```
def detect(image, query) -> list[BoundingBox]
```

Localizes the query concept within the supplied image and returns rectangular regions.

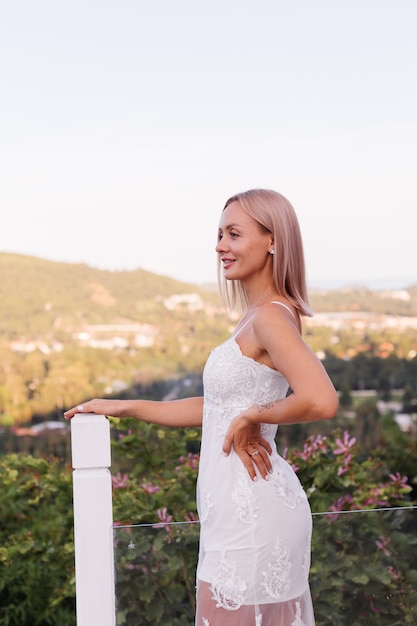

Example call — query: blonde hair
[217,189,313,317]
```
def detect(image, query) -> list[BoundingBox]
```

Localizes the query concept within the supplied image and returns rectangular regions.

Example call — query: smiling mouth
[221,258,236,269]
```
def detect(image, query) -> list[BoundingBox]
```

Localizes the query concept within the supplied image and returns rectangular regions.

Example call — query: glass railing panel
[310,506,417,625]
[114,507,417,626]
[114,520,199,626]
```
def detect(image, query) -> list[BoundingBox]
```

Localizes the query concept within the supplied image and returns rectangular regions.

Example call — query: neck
[246,289,279,310]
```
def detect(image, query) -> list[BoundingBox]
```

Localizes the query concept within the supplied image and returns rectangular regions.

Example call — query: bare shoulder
[254,300,301,335]
[251,301,318,376]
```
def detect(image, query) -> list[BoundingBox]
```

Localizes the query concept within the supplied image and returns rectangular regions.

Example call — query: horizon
[1,2,416,289]
[1,250,415,292]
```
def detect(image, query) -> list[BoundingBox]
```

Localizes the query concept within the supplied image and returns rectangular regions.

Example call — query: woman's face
[216,201,273,283]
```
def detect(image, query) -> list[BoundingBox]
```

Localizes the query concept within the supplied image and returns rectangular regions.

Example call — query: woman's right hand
[223,413,273,481]
[64,398,126,420]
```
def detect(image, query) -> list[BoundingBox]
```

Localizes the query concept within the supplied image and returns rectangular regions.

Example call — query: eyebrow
[218,222,241,232]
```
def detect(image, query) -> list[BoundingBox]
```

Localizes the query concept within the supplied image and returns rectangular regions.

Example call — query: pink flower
[362,485,387,507]
[112,472,128,489]
[282,450,299,471]
[184,511,199,523]
[140,481,160,494]
[327,494,354,522]
[337,453,353,476]
[363,496,386,507]
[375,535,391,557]
[388,472,408,487]
[176,452,199,471]
[314,434,328,452]
[118,429,133,439]
[387,565,400,580]
[153,507,173,532]
[295,434,328,461]
[333,431,356,456]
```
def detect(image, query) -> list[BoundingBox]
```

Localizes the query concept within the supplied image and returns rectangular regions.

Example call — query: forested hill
[0,252,220,339]
[1,252,417,341]
[309,283,417,316]
[1,253,416,425]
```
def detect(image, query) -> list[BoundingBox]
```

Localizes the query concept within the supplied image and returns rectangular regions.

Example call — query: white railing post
[71,414,116,626]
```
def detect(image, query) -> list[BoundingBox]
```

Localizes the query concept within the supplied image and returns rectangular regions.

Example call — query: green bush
[1,423,416,625]
[0,455,75,626]
[285,430,417,624]
[110,422,417,625]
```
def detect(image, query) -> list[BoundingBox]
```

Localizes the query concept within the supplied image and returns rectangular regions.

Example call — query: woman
[65,189,338,625]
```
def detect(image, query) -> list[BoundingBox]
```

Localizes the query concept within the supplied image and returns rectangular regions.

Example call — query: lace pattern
[260,422,277,439]
[261,536,291,600]
[270,468,298,509]
[214,406,234,436]
[302,536,311,581]
[231,469,259,523]
[203,339,287,415]
[198,331,315,624]
[291,601,307,626]
[210,552,247,611]
[200,600,306,625]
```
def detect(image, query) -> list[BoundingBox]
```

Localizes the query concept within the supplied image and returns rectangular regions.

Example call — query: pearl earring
[269,249,275,255]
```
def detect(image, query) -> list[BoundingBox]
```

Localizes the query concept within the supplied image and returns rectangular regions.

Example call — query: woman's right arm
[64,396,204,428]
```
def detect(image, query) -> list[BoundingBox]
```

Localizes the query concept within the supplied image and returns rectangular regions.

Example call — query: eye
[230,232,239,238]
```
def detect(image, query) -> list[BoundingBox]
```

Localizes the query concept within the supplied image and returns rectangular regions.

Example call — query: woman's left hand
[223,414,272,481]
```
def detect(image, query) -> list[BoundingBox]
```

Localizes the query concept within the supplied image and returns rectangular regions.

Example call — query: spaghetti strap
[231,314,255,339]
[270,300,296,320]
[233,302,295,339]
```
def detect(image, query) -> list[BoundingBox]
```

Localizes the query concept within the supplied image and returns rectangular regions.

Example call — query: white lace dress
[195,308,315,626]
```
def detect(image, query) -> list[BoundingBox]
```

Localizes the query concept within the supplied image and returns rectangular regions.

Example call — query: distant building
[163,293,204,311]
[10,339,64,354]
[305,311,417,332]
[73,323,159,349]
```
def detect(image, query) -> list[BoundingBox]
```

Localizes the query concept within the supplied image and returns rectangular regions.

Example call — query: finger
[259,437,273,456]
[257,442,273,475]
[249,448,271,480]
[235,449,257,481]
[251,438,272,476]
[222,432,233,456]
[63,407,78,420]
[64,403,88,420]
[260,451,272,479]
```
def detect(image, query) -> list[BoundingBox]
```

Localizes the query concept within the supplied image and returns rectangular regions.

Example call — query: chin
[223,271,239,281]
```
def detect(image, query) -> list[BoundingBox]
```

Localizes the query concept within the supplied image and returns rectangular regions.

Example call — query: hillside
[0,254,231,424]
[0,253,222,340]
[0,253,416,426]
[309,284,417,317]
[1,253,416,340]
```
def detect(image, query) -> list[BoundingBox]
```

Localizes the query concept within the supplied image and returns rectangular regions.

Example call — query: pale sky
[1,0,416,288]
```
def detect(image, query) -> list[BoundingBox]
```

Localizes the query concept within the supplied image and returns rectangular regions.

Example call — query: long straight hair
[217,189,313,317]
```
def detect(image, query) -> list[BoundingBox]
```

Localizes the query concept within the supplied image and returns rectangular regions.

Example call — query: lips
[221,258,236,269]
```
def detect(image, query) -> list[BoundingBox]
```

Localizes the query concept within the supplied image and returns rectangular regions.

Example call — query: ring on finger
[250,449,259,456]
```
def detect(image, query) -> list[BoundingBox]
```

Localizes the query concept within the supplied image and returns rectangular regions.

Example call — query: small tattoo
[252,399,281,414]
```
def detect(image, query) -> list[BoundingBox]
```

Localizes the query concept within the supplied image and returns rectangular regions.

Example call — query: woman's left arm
[223,306,339,477]
[238,306,338,426]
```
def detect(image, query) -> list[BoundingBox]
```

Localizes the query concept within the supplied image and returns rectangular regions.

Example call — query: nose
[215,238,228,254]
